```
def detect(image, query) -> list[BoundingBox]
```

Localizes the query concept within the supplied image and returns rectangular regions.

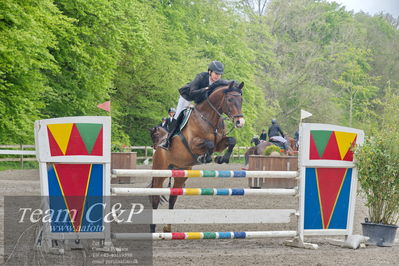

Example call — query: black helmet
[272,119,277,124]
[208,60,224,74]
[168,107,176,113]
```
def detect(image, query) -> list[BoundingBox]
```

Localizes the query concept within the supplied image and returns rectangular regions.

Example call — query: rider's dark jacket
[268,124,285,138]
[179,72,210,103]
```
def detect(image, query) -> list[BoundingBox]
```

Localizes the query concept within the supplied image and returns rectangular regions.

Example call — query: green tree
[0,0,72,143]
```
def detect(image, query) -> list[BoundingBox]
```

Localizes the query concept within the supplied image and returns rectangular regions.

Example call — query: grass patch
[0,161,38,171]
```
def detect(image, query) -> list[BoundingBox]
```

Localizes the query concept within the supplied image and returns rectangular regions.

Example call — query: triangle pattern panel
[309,134,321,160]
[47,124,73,155]
[54,164,92,232]
[310,130,332,158]
[47,165,74,232]
[321,132,341,160]
[316,168,347,229]
[304,168,323,229]
[81,164,104,232]
[334,131,357,160]
[90,127,103,156]
[47,128,64,156]
[65,124,89,155]
[343,136,357,161]
[75,123,103,155]
[328,168,352,229]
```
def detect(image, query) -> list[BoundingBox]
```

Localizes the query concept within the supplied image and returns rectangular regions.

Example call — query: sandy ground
[0,164,398,266]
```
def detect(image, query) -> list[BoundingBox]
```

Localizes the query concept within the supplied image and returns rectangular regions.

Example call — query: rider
[160,60,225,150]
[268,119,289,150]
[164,107,176,133]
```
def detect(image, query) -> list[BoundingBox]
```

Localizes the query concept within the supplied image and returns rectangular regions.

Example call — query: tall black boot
[159,118,177,150]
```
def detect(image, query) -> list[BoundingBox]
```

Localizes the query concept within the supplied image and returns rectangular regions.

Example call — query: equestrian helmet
[168,107,176,113]
[208,60,224,74]
[272,119,277,124]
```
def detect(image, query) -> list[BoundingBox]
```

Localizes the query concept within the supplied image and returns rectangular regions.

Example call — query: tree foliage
[1,0,399,148]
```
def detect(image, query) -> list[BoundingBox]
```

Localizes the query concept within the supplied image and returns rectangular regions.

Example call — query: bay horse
[151,81,245,232]
[244,136,298,166]
[149,126,168,149]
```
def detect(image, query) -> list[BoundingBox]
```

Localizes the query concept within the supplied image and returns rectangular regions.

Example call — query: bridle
[195,87,243,137]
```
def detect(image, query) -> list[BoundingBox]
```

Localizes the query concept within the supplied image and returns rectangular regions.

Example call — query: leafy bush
[355,132,399,225]
[264,145,282,156]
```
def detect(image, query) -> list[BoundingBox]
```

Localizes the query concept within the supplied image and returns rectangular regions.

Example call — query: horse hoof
[215,156,224,164]
[150,224,156,233]
[163,225,172,232]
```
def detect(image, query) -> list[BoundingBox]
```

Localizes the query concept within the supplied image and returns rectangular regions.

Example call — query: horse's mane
[207,80,242,98]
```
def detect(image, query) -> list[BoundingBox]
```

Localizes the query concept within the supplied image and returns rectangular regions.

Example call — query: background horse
[244,136,298,166]
[151,81,245,232]
[149,126,168,149]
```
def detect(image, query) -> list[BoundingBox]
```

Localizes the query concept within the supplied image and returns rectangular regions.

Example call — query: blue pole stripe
[216,189,230,195]
[234,232,246,238]
[218,232,232,239]
[231,189,245,195]
[218,171,232,177]
[233,171,246,177]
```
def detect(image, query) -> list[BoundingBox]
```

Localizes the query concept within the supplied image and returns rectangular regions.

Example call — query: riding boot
[159,119,177,150]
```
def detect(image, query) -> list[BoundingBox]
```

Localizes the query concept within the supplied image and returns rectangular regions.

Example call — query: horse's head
[149,126,168,148]
[219,81,245,128]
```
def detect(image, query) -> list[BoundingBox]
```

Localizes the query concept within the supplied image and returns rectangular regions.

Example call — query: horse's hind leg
[163,171,189,233]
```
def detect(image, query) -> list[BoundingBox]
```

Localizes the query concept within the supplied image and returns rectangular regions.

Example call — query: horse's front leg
[214,137,236,164]
[150,177,167,232]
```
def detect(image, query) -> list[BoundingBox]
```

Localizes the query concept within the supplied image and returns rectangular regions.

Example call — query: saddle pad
[179,107,192,132]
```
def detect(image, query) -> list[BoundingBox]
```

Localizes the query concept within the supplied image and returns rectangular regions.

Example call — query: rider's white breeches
[174,96,190,119]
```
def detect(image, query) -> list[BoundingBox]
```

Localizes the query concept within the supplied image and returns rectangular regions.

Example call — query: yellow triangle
[334,131,357,160]
[47,123,74,155]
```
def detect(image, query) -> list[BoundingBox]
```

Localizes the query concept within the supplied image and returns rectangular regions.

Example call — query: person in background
[268,119,288,150]
[268,119,285,139]
[259,129,267,142]
[159,117,167,129]
[164,107,176,133]
[294,129,299,149]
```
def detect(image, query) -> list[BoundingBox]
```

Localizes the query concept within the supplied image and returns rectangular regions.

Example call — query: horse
[150,81,245,232]
[149,126,168,149]
[244,136,298,166]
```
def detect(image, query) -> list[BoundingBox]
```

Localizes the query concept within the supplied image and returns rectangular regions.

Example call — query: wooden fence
[0,145,251,166]
[128,145,250,161]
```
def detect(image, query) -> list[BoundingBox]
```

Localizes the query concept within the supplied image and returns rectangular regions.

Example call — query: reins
[196,88,242,138]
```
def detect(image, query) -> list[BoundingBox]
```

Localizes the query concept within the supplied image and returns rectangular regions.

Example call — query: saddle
[170,106,193,138]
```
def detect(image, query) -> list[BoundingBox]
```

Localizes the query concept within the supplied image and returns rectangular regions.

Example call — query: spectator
[259,129,267,141]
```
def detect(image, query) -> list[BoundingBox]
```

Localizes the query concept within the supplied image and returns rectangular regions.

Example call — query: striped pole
[112,169,298,178]
[111,187,297,196]
[112,231,297,240]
